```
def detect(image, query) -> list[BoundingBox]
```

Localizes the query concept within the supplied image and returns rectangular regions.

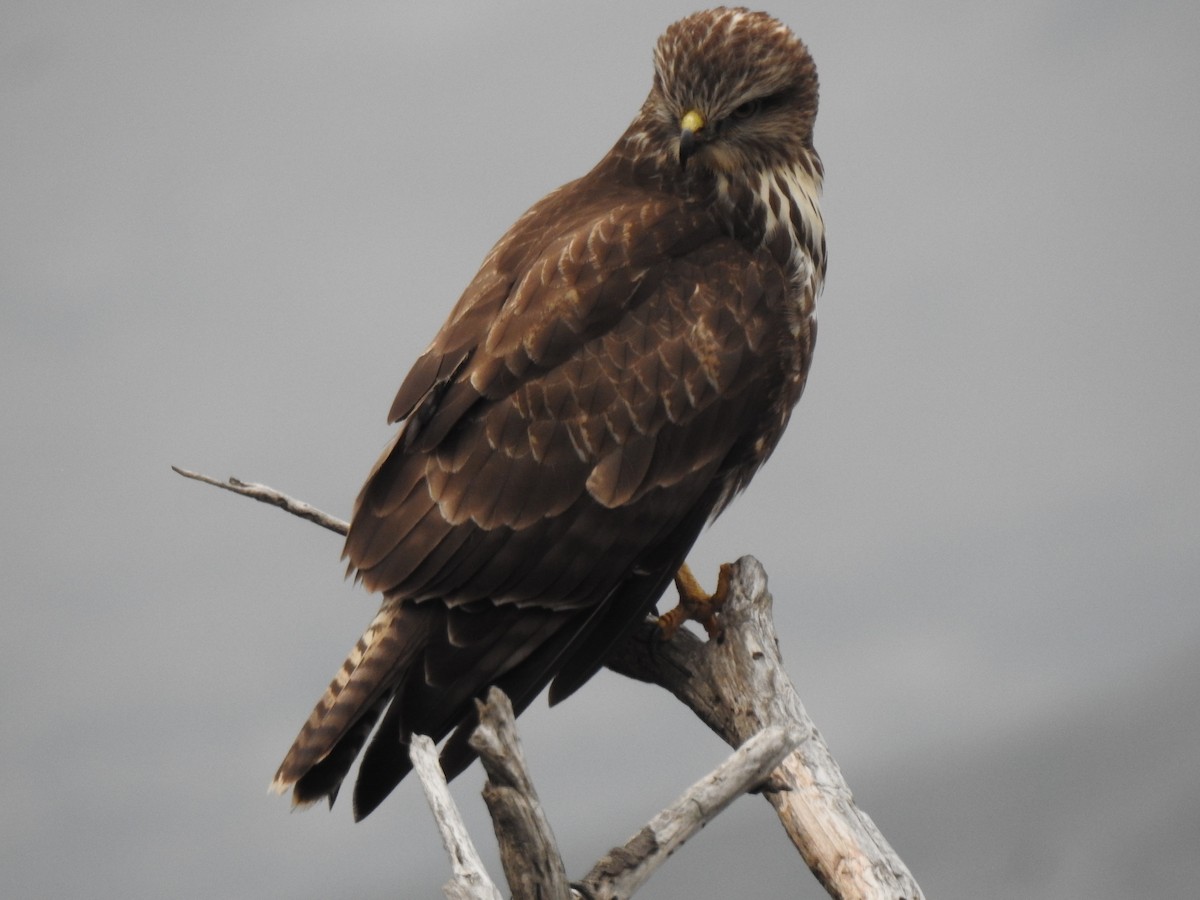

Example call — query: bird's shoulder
[389,173,784,450]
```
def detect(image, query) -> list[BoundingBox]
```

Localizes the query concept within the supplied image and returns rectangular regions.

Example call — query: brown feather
[275,8,826,817]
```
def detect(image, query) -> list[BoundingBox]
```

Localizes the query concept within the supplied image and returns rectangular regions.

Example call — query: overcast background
[4,1,1199,897]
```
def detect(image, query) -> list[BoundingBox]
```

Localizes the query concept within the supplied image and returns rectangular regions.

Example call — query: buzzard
[274,7,826,820]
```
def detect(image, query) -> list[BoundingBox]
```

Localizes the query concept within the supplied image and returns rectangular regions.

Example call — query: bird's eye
[731,99,762,120]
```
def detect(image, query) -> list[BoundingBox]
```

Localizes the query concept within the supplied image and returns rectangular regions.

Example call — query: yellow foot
[658,561,734,641]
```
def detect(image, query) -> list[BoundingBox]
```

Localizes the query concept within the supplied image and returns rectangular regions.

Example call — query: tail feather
[350,607,573,818]
[273,585,662,818]
[292,691,390,808]
[271,602,432,801]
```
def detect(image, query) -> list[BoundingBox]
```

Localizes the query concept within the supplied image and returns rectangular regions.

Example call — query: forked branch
[176,467,923,899]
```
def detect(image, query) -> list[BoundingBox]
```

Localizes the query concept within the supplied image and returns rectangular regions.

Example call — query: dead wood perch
[175,466,924,899]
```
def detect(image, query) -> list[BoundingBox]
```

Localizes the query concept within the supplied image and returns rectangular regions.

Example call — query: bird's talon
[658,561,734,641]
[656,605,690,641]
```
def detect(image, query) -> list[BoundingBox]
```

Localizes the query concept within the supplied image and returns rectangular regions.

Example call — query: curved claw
[658,561,733,641]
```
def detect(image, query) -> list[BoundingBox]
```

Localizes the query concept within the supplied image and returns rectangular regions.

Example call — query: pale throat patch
[763,160,824,285]
[719,158,825,332]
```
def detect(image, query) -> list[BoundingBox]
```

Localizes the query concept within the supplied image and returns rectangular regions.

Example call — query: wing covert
[346,217,792,615]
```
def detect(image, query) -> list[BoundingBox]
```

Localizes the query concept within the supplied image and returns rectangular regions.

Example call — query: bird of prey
[273,6,826,820]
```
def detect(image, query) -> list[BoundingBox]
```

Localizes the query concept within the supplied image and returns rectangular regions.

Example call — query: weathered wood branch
[605,558,924,900]
[176,468,924,898]
[409,735,504,900]
[576,721,801,899]
[464,686,801,900]
[468,689,574,900]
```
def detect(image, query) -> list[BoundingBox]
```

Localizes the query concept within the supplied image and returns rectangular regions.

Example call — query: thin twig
[171,466,348,535]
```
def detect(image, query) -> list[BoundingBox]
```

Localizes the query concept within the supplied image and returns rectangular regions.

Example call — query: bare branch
[604,557,925,900]
[409,735,505,900]
[578,723,801,900]
[171,466,348,535]
[469,688,575,900]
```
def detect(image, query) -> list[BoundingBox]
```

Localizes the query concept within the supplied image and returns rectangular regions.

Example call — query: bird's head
[638,7,819,178]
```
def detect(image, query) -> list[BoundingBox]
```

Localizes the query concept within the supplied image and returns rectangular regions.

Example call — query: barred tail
[270,602,431,806]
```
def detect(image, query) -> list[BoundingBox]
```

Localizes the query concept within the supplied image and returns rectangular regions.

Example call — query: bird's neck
[713,152,826,295]
[603,125,827,297]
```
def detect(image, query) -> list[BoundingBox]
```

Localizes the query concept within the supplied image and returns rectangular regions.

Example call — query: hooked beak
[678,109,706,170]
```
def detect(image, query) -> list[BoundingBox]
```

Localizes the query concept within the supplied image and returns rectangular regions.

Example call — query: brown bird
[273,6,826,820]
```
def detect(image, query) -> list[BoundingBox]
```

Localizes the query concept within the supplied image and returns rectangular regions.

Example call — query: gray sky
[3,2,1199,897]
